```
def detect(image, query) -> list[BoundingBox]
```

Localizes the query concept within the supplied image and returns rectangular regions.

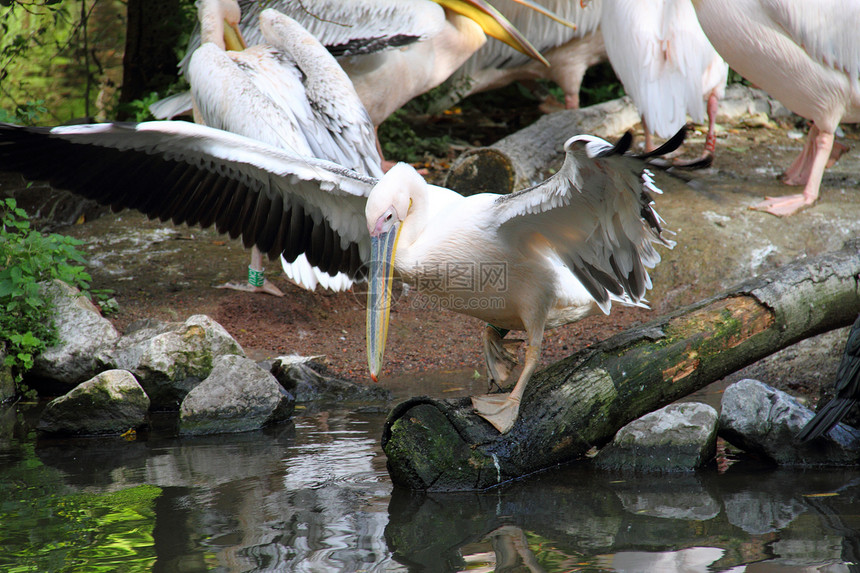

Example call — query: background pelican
[153,0,570,135]
[0,120,674,433]
[601,0,727,166]
[429,0,606,113]
[691,0,859,216]
[190,0,383,294]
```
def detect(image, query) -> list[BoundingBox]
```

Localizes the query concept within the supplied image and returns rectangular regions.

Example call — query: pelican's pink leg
[696,91,720,166]
[217,246,285,296]
[827,139,849,168]
[751,127,833,217]
[782,125,818,185]
[472,326,544,433]
[673,91,718,169]
[642,118,656,153]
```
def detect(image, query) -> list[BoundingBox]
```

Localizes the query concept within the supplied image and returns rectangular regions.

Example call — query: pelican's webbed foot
[471,393,521,434]
[216,279,285,297]
[749,193,815,217]
[483,324,521,392]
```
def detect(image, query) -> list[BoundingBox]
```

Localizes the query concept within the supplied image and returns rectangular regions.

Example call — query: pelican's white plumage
[692,0,860,216]
[0,120,674,433]
[154,0,565,127]
[601,0,727,164]
[189,0,383,293]
[431,0,606,112]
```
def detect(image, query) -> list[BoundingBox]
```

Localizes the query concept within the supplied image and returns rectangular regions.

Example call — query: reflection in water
[598,547,725,573]
[3,398,860,572]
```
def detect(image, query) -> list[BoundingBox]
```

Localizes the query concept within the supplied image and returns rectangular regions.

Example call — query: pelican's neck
[198,0,227,49]
[399,180,431,250]
[428,10,488,86]
[198,0,244,51]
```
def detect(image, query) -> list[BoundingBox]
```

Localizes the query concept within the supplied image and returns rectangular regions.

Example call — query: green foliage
[0,198,92,382]
[1,1,127,124]
[120,91,161,122]
[377,109,454,163]
[0,100,47,125]
[728,68,751,86]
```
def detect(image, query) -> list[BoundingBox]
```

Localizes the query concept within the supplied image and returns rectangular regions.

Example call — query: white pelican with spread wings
[0,121,676,433]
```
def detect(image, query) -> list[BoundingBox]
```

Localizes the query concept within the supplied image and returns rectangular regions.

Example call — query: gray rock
[31,279,120,385]
[270,355,392,403]
[37,369,149,436]
[179,354,294,435]
[594,402,718,472]
[100,314,245,410]
[719,379,860,465]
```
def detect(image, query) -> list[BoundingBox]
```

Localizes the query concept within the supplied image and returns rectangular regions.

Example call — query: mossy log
[382,239,860,491]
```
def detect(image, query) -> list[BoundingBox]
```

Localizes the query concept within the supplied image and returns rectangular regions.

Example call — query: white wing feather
[491,135,673,313]
[33,121,376,270]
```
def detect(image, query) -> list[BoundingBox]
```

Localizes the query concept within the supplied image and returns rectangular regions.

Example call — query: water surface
[2,373,859,572]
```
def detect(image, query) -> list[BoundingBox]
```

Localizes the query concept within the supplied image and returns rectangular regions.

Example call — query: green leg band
[248,266,265,287]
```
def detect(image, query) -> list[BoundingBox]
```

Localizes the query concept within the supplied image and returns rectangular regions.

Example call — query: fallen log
[381,239,860,491]
[444,96,640,196]
[443,85,790,196]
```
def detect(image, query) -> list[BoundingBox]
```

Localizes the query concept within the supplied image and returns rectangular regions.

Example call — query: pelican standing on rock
[691,0,860,216]
[601,0,728,166]
[188,0,383,294]
[0,121,675,433]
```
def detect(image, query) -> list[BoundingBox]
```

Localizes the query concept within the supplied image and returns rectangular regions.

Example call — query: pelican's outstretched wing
[492,130,678,313]
[0,121,376,281]
[796,314,860,442]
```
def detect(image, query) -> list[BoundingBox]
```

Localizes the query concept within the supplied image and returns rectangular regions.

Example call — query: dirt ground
[5,86,860,397]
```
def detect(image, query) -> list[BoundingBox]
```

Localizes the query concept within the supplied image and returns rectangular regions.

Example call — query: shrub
[0,197,92,381]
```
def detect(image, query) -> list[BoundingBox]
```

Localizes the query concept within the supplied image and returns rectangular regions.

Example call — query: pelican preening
[691,0,859,216]
[189,0,383,294]
[796,315,860,443]
[153,0,573,127]
[601,0,728,167]
[0,120,675,433]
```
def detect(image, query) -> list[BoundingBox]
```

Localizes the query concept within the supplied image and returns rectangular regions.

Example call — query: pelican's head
[435,0,577,67]
[364,163,421,382]
[198,0,246,51]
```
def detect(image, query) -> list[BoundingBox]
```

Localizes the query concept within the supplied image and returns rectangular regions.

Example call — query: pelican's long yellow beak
[223,19,247,51]
[437,0,576,67]
[367,224,400,382]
